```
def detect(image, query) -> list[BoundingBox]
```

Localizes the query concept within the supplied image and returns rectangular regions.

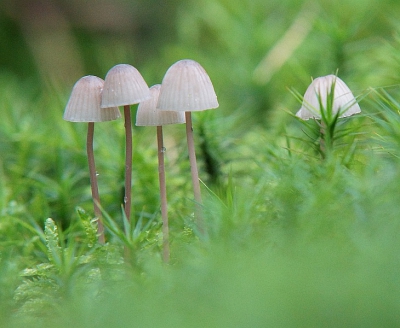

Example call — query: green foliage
[289,81,367,163]
[2,0,400,326]
[11,213,126,323]
[369,87,400,158]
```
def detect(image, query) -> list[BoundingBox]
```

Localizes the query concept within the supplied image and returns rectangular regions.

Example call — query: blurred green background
[2,1,400,326]
[2,0,400,114]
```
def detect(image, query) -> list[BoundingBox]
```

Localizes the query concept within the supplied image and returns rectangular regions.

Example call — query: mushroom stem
[184,112,204,234]
[319,120,334,159]
[86,122,105,244]
[319,120,326,158]
[123,105,133,222]
[157,125,170,262]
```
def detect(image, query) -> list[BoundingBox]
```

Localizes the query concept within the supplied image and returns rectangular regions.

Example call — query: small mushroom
[296,75,361,120]
[64,75,120,243]
[295,75,361,157]
[101,64,151,222]
[157,59,219,233]
[136,84,185,262]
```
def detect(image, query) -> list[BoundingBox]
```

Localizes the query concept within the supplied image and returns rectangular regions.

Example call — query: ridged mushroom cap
[64,75,121,122]
[101,64,151,108]
[157,59,219,112]
[136,84,185,126]
[296,75,361,120]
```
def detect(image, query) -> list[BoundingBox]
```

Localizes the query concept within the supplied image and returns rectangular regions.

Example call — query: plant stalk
[157,125,170,262]
[86,122,105,244]
[319,120,335,160]
[319,120,326,158]
[185,112,204,234]
[124,105,133,222]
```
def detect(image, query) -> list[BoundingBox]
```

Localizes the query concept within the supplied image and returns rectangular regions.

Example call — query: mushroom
[157,59,219,233]
[296,75,360,120]
[136,84,185,262]
[101,64,151,222]
[64,75,121,243]
[295,74,361,157]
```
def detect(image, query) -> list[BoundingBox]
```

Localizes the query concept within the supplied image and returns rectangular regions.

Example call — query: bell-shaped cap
[296,75,361,120]
[64,75,121,122]
[157,59,219,112]
[101,64,151,108]
[136,84,185,126]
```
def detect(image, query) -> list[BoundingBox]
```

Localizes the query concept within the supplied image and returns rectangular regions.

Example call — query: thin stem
[319,120,326,159]
[124,105,133,222]
[86,122,105,244]
[319,119,335,160]
[157,126,170,263]
[185,112,204,234]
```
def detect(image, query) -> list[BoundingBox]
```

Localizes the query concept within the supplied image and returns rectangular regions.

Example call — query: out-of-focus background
[2,0,400,121]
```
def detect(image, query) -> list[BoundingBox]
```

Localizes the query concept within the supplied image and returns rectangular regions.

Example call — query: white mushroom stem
[123,105,133,222]
[157,126,170,262]
[185,112,204,233]
[86,122,105,244]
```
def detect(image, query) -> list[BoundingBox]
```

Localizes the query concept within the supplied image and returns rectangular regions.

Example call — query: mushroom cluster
[64,59,218,260]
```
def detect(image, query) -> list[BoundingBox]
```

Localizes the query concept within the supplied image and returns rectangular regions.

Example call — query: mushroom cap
[296,75,361,120]
[63,75,121,122]
[136,84,186,126]
[157,59,219,112]
[101,64,151,108]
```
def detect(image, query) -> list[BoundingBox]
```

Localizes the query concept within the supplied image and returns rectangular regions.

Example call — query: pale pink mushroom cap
[64,75,121,122]
[101,64,151,108]
[296,75,361,120]
[136,84,185,126]
[157,59,219,112]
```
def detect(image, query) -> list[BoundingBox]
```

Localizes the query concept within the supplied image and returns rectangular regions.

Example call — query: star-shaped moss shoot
[136,84,185,262]
[295,74,361,158]
[64,75,120,243]
[157,59,219,234]
[101,64,151,222]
